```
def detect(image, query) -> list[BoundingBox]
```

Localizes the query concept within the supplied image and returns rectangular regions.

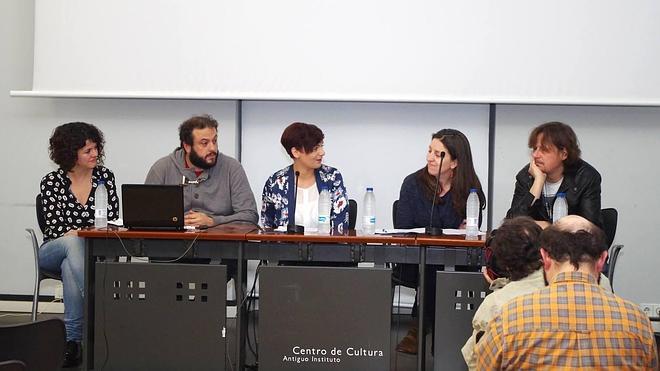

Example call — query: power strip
[640,303,660,318]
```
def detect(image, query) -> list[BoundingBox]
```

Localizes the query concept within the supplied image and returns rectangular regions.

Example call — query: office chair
[25,194,62,322]
[0,318,65,371]
[601,208,623,290]
[391,200,417,288]
[0,360,26,371]
[392,199,399,228]
[348,199,357,230]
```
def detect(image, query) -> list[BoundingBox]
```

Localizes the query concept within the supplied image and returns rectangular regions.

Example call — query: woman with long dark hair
[39,122,119,367]
[394,128,485,354]
[396,128,485,229]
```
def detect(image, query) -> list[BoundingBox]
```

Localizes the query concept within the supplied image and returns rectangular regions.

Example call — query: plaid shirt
[476,271,658,370]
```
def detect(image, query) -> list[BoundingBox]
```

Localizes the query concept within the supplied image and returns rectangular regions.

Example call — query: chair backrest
[434,271,489,371]
[601,208,618,248]
[0,360,26,371]
[348,199,357,230]
[35,194,47,235]
[601,208,624,290]
[392,199,399,228]
[0,318,65,371]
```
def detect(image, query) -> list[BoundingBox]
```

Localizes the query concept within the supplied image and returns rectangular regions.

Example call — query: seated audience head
[528,121,581,179]
[539,215,608,281]
[419,128,485,217]
[488,216,542,281]
[49,122,105,172]
[280,122,325,170]
[178,114,219,169]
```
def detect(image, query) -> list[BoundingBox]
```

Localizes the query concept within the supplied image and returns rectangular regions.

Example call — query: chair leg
[32,275,40,322]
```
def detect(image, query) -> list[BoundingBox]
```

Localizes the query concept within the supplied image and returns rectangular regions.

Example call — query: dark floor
[4,311,660,370]
[1,310,433,371]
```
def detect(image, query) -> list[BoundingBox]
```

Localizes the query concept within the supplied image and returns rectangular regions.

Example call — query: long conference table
[78,224,485,371]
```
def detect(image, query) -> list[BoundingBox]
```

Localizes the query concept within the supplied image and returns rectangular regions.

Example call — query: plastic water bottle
[552,192,568,223]
[94,180,108,229]
[465,188,480,238]
[363,187,376,235]
[317,188,331,234]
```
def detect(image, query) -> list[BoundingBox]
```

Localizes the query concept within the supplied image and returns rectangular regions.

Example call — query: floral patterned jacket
[260,164,349,234]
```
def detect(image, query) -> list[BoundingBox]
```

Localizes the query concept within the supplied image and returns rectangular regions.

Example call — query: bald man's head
[554,215,597,234]
[539,215,608,269]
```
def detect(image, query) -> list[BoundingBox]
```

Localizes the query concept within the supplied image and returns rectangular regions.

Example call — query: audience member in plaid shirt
[476,215,657,370]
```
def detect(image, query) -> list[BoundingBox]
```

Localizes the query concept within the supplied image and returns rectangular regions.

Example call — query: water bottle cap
[366,187,373,191]
[97,180,105,185]
[557,192,566,197]
[469,188,477,192]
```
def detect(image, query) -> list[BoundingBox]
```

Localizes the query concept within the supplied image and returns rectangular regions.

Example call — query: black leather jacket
[506,159,603,228]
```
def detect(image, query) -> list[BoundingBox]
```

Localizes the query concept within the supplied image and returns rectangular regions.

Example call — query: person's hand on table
[184,211,213,228]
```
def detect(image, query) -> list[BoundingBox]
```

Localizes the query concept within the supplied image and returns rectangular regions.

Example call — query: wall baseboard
[0,300,64,314]
[0,294,55,302]
[1,301,411,317]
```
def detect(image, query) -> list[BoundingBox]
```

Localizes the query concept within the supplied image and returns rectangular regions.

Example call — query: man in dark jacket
[506,121,603,228]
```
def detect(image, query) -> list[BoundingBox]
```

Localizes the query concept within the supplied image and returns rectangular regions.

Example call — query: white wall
[241,101,490,230]
[492,105,660,304]
[0,0,239,296]
[3,0,659,309]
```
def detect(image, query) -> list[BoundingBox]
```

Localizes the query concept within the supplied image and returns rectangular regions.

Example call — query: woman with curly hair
[38,122,119,367]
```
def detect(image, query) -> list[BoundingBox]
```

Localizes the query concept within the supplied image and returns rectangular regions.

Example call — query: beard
[189,148,217,169]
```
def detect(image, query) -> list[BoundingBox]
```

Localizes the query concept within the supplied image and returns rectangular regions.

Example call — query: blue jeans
[39,235,84,342]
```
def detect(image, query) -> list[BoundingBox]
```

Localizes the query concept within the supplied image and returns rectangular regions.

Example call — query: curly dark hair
[540,222,608,269]
[280,122,325,158]
[49,122,105,171]
[491,216,543,281]
[178,114,218,148]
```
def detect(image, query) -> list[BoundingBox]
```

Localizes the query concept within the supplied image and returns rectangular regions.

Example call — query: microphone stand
[287,170,305,234]
[425,152,445,236]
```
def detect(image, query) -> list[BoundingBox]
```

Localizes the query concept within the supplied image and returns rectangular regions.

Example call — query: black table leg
[83,238,94,370]
[417,245,426,370]
[236,241,247,371]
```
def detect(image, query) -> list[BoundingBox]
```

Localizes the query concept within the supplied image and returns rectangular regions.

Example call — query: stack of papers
[375,228,486,236]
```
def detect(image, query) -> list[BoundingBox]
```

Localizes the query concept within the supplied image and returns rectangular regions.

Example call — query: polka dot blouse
[39,166,119,241]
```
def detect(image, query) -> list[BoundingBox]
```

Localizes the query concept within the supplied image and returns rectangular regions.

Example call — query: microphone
[287,170,305,234]
[425,151,445,236]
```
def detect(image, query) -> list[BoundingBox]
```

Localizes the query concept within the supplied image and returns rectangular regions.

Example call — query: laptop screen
[121,184,184,230]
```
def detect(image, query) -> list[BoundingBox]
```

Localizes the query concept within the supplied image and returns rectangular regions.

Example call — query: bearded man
[145,114,258,228]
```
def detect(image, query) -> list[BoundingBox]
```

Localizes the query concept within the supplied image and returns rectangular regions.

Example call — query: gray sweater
[145,148,258,226]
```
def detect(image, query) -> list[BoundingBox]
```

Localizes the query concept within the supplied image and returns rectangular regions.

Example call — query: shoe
[395,327,418,354]
[62,340,81,368]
